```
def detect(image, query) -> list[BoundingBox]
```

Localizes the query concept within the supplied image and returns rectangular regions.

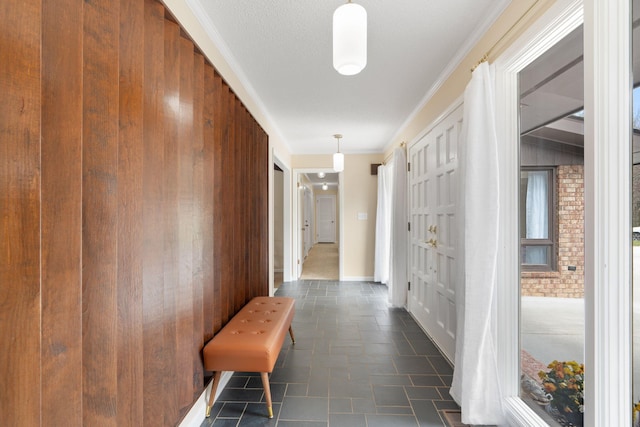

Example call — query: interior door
[316,195,336,243]
[408,104,462,361]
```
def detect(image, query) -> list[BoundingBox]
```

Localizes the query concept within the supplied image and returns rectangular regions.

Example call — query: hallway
[201,280,463,427]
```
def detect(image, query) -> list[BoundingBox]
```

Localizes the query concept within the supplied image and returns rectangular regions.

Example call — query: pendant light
[333,0,367,76]
[322,183,328,191]
[333,134,344,172]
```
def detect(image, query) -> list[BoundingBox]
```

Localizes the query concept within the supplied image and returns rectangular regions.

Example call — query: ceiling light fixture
[333,134,344,172]
[333,0,367,76]
[322,183,328,191]
[317,172,326,178]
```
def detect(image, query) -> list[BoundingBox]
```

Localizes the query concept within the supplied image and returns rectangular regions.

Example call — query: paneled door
[316,195,336,243]
[408,104,462,361]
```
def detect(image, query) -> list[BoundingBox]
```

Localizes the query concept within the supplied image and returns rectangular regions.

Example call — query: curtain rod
[382,141,406,165]
[471,0,541,72]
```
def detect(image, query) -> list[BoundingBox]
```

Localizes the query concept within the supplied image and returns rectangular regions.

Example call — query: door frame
[292,168,343,280]
[493,0,632,424]
[272,152,291,286]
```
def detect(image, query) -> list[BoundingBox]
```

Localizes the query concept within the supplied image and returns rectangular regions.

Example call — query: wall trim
[178,372,234,427]
[583,0,632,424]
[342,276,375,282]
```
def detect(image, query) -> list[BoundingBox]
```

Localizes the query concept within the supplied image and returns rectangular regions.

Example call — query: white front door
[316,195,336,243]
[408,104,462,361]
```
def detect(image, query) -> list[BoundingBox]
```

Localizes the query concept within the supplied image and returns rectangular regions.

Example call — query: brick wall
[521,165,584,298]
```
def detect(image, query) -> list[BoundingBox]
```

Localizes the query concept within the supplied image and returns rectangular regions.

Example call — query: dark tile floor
[201,280,461,427]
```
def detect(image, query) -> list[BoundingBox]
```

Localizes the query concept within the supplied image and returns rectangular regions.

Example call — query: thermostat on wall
[357,213,368,220]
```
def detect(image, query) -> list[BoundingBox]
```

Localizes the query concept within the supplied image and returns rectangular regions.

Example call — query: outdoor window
[520,167,556,271]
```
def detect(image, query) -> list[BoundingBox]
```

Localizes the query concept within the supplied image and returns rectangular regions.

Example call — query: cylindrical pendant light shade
[333,2,367,76]
[333,152,344,172]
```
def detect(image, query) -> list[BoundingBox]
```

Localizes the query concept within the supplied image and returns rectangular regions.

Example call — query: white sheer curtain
[525,171,548,264]
[374,161,393,284]
[389,147,407,307]
[373,148,408,307]
[450,62,504,424]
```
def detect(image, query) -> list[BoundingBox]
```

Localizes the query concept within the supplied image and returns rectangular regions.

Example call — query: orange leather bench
[203,296,296,419]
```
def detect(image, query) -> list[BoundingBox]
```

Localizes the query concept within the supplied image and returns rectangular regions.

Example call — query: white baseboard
[178,371,234,427]
[341,276,374,282]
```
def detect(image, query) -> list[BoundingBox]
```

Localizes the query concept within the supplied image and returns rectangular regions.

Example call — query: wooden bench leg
[260,372,274,418]
[205,371,222,418]
[288,325,296,344]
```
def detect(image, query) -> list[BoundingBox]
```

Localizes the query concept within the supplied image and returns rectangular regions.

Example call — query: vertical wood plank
[176,35,195,414]
[118,0,145,424]
[82,0,119,424]
[226,90,238,317]
[251,121,258,299]
[234,99,245,312]
[41,0,83,423]
[0,0,41,425]
[261,129,270,296]
[220,86,234,325]
[142,0,166,424]
[243,108,253,302]
[203,65,217,337]
[210,71,224,334]
[192,51,206,393]
[163,17,180,424]
[242,113,254,301]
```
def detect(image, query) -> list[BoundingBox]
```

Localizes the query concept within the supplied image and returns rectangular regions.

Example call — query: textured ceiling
[189,0,510,154]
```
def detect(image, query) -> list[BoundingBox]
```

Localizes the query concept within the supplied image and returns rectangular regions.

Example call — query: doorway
[273,163,284,288]
[293,169,341,281]
[273,153,291,291]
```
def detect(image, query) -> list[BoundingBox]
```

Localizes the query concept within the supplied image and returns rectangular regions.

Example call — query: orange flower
[544,382,557,393]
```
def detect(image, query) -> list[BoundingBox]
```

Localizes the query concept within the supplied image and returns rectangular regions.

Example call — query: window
[520,167,556,271]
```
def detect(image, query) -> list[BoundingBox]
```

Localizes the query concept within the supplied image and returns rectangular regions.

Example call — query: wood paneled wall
[0,0,269,425]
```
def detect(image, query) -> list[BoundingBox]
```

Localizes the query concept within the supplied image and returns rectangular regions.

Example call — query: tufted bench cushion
[203,296,295,418]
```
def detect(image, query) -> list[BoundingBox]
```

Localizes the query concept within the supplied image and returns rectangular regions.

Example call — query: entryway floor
[201,280,463,426]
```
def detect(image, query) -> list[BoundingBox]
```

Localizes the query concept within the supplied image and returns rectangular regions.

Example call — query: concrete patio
[522,246,640,399]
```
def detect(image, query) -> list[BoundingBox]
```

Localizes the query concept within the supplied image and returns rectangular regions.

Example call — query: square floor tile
[411,399,447,426]
[279,396,329,422]
[329,413,367,427]
[410,375,445,387]
[329,398,352,413]
[366,414,419,427]
[372,385,410,406]
[405,386,442,400]
[393,356,437,375]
